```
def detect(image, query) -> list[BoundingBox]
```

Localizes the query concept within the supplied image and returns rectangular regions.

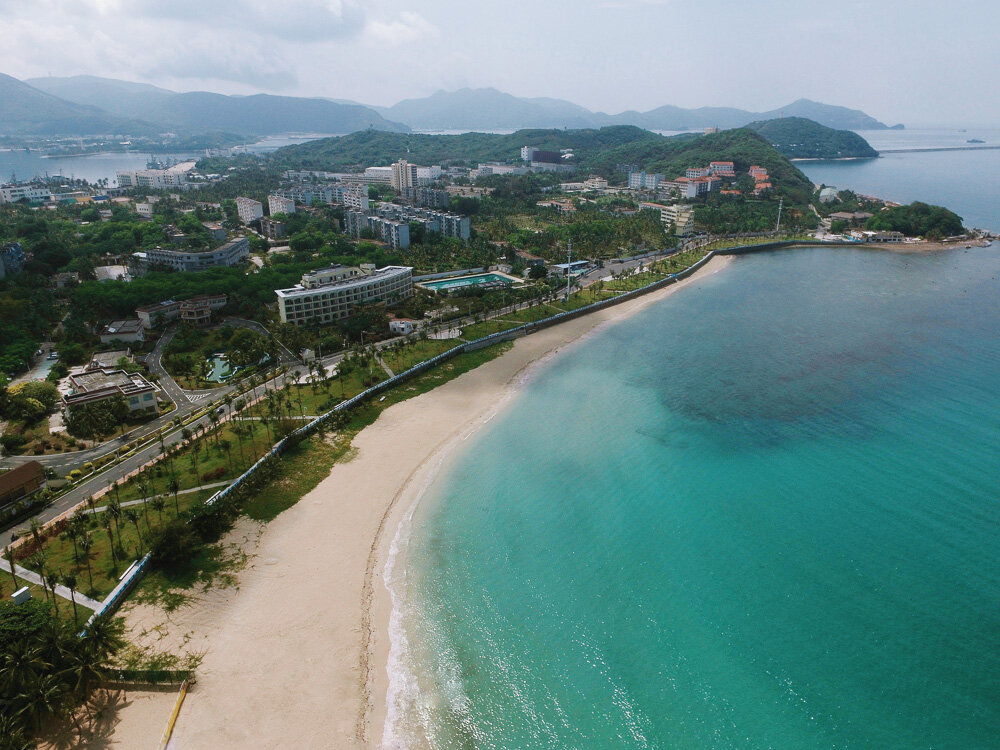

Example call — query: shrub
[69,469,83,480]
[149,519,198,571]
[1,434,28,451]
[202,467,227,482]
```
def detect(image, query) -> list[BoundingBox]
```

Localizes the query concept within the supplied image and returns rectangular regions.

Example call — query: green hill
[271,125,815,203]
[0,73,158,136]
[747,117,879,159]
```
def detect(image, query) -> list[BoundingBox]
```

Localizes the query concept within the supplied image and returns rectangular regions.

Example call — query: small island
[747,116,879,160]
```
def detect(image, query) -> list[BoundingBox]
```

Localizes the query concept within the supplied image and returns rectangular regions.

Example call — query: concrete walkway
[10,562,103,610]
[84,480,234,514]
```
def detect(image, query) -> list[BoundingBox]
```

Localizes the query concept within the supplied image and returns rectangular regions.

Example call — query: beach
[107,255,733,748]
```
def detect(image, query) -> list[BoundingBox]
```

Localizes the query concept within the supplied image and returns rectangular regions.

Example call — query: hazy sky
[3,0,998,126]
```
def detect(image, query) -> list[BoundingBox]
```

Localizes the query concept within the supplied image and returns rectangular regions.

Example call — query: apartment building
[136,237,250,273]
[391,160,418,191]
[401,187,451,209]
[374,204,471,241]
[267,194,296,215]
[275,265,414,325]
[344,211,411,250]
[236,197,264,224]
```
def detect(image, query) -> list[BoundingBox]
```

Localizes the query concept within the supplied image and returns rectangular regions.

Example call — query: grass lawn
[380,339,456,373]
[461,319,523,339]
[18,487,218,601]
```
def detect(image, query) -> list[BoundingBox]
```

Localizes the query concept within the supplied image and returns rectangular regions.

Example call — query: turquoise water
[420,273,517,292]
[388,244,1000,748]
[798,128,1000,232]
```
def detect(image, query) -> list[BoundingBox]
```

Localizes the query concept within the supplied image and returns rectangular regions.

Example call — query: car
[47,352,58,360]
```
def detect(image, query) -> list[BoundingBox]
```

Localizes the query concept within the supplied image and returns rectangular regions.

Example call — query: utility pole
[565,239,573,302]
[775,197,784,233]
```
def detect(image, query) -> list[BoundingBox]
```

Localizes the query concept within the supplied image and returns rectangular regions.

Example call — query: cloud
[363,11,439,47]
[135,0,367,42]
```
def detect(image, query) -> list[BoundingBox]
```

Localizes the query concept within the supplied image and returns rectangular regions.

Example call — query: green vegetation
[866,202,964,239]
[0,597,126,746]
[747,117,879,159]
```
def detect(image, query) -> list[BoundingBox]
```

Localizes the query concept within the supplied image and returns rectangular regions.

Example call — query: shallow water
[388,244,1000,749]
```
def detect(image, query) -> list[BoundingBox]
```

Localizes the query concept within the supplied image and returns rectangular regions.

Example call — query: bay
[391,244,1000,748]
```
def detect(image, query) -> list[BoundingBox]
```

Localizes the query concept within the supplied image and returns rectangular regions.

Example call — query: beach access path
[108,254,734,749]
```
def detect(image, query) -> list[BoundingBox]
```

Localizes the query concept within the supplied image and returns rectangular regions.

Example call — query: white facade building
[267,194,296,215]
[0,184,51,203]
[275,265,414,326]
[236,197,264,224]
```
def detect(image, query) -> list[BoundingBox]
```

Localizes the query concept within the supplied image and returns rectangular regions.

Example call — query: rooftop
[276,265,412,299]
[100,319,143,336]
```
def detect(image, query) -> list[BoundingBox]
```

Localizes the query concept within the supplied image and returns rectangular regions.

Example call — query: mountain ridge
[10,75,899,138]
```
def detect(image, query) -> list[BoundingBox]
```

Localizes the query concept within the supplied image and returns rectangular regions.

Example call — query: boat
[966,138,985,144]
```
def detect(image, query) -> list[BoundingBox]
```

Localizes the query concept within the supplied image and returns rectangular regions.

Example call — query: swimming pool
[419,273,520,292]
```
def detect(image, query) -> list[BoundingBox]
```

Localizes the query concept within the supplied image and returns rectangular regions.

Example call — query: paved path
[84,480,234,514]
[11,562,103,610]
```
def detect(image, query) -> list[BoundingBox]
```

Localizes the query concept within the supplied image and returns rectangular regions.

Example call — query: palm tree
[151,495,166,525]
[106,496,124,553]
[100,516,117,570]
[124,508,143,552]
[4,544,18,590]
[78,535,95,593]
[167,476,181,515]
[27,552,49,603]
[42,566,59,615]
[137,480,152,532]
[60,571,79,625]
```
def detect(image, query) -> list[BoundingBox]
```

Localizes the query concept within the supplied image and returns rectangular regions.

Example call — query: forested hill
[271,126,815,203]
[747,117,879,159]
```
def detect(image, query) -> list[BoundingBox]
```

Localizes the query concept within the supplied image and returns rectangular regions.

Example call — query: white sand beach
[108,254,732,748]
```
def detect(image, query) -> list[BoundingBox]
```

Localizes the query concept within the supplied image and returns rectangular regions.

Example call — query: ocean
[387,243,1000,748]
[797,128,1000,233]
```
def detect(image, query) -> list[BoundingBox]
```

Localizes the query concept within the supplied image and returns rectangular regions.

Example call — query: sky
[3,0,998,126]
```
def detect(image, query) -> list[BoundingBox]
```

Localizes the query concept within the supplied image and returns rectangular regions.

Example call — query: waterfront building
[275,265,414,325]
[236,197,264,224]
[0,183,51,203]
[115,162,195,190]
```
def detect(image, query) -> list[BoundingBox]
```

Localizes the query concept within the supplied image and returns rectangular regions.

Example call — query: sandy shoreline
[107,254,732,748]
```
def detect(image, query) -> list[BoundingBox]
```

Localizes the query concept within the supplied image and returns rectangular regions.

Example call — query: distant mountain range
[1,74,900,139]
[374,87,900,132]
[8,75,409,137]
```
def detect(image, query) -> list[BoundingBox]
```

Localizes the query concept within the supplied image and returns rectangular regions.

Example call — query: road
[2,361,317,538]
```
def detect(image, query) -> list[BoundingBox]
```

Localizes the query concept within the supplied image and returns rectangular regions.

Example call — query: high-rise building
[235,197,264,224]
[267,195,295,216]
[391,160,418,191]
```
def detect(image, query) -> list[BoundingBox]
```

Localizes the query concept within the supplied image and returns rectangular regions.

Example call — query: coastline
[106,253,733,748]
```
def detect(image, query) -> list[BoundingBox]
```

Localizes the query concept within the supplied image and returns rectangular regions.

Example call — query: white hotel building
[275,265,413,326]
